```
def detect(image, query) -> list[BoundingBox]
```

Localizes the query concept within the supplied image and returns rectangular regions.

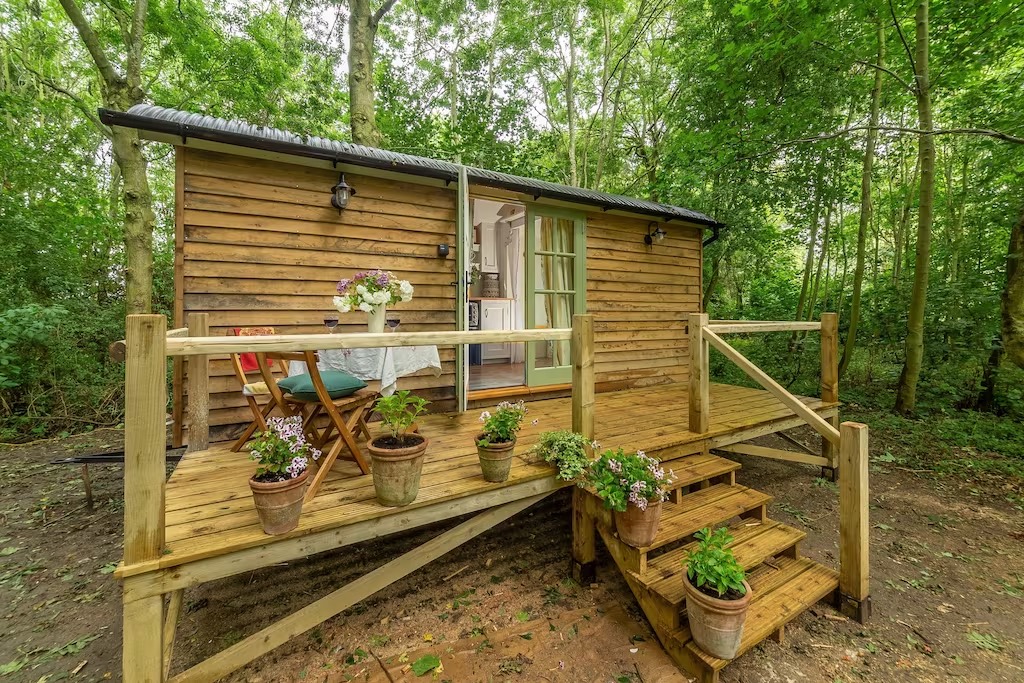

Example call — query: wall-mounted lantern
[644,223,667,246]
[331,174,355,209]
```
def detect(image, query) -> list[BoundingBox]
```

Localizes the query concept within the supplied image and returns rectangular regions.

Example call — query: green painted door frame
[525,204,586,387]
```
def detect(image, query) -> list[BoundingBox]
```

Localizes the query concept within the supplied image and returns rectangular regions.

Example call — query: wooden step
[639,484,772,553]
[666,453,741,490]
[597,483,773,575]
[632,519,806,630]
[663,556,839,683]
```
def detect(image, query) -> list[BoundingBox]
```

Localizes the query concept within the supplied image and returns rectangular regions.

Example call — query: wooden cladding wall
[584,212,702,391]
[176,148,458,442]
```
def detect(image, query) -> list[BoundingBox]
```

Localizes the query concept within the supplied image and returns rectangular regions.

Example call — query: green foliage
[374,390,430,439]
[477,400,529,446]
[248,416,320,481]
[684,527,747,598]
[410,654,441,676]
[532,430,592,482]
[588,448,674,513]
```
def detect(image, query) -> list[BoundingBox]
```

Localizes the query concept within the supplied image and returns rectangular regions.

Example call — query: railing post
[570,314,596,584]
[185,312,210,453]
[688,312,709,433]
[123,314,168,682]
[837,421,870,623]
[820,313,839,478]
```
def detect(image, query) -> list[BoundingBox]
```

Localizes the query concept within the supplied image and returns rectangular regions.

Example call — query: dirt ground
[2,424,1023,683]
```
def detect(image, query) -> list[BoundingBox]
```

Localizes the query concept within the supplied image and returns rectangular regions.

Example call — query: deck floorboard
[155,383,836,570]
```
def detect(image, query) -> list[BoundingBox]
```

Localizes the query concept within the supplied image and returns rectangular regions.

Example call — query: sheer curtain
[503,225,525,363]
[540,217,573,365]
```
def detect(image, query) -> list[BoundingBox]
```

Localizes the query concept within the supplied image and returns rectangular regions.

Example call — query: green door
[525,205,586,386]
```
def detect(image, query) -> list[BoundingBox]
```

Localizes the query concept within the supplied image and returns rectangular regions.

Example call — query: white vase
[367,306,387,333]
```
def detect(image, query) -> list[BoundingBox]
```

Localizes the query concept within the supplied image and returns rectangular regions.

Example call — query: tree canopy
[1,0,1022,439]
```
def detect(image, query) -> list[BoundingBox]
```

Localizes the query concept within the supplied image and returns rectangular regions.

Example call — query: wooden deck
[138,383,838,577]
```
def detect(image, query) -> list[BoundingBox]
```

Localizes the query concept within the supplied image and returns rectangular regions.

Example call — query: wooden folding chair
[270,350,377,501]
[227,327,292,452]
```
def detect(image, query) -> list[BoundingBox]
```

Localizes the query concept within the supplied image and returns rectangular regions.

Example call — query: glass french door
[525,205,586,386]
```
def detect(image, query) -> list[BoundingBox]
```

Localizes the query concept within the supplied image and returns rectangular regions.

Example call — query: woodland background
[0,0,1022,478]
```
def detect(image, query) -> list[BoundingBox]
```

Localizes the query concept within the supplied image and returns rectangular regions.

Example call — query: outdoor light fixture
[331,174,355,209]
[644,223,667,246]
[437,243,450,258]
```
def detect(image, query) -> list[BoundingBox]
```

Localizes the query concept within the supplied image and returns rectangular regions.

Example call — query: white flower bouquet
[334,269,413,313]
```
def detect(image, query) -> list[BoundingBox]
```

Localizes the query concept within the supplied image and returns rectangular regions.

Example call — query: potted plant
[476,400,530,482]
[334,269,414,333]
[532,430,594,483]
[248,416,321,535]
[588,448,675,547]
[367,390,430,506]
[682,527,752,660]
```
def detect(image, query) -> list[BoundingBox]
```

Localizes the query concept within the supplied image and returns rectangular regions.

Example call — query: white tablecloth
[288,346,441,396]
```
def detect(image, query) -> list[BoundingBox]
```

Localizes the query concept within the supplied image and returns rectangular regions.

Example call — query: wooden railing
[118,314,596,681]
[119,312,595,562]
[687,312,870,622]
[688,312,838,442]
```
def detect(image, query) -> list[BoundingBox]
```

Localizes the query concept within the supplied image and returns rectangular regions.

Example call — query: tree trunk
[808,202,832,319]
[895,0,935,415]
[112,125,156,314]
[795,164,825,322]
[348,0,384,147]
[840,18,884,377]
[1004,205,1024,369]
[58,0,155,313]
[566,15,578,187]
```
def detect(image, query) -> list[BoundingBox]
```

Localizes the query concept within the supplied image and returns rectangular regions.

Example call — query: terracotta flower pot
[368,435,429,506]
[683,571,752,660]
[476,434,516,482]
[613,498,663,547]
[249,469,309,535]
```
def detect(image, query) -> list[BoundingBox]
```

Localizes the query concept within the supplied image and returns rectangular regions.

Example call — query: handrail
[707,321,821,334]
[702,327,840,445]
[163,328,571,358]
[688,312,839,445]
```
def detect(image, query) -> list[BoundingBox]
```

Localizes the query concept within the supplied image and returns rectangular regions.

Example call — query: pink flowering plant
[249,416,321,483]
[588,448,675,512]
[334,269,413,314]
[477,400,532,446]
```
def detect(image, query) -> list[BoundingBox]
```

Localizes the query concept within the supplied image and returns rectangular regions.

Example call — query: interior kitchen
[468,197,528,393]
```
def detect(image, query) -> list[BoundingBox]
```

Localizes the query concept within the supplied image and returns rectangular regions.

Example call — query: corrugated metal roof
[99,105,719,227]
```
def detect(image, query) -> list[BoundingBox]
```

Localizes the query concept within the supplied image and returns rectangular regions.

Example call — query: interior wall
[175,147,458,443]
[584,212,702,392]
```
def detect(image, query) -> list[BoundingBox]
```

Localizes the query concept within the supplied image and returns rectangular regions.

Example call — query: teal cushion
[278,371,367,401]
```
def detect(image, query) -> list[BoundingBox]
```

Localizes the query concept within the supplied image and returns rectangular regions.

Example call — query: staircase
[585,452,839,683]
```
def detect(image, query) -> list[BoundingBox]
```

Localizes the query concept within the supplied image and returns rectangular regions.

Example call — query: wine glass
[324,315,339,333]
[386,315,400,332]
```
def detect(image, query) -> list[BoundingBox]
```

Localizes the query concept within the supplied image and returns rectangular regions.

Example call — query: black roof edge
[99,108,459,183]
[98,107,724,229]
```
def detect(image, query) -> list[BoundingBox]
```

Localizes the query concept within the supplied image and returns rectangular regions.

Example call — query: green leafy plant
[477,400,530,446]
[411,654,441,676]
[248,416,321,482]
[684,527,747,598]
[375,390,430,439]
[588,448,675,512]
[532,430,592,482]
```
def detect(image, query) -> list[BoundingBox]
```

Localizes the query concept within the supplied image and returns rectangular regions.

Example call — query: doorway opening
[467,198,585,395]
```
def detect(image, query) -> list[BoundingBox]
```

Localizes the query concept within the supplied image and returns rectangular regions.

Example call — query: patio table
[287,345,441,396]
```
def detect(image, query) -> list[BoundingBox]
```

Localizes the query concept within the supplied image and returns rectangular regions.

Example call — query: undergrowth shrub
[0,302,125,441]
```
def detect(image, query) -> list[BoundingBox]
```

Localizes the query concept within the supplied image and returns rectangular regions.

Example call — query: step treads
[636,519,806,606]
[629,483,773,552]
[668,454,741,488]
[670,556,839,673]
[579,454,740,499]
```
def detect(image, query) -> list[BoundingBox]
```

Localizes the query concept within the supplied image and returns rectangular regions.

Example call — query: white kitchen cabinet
[479,223,499,273]
[479,299,511,361]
